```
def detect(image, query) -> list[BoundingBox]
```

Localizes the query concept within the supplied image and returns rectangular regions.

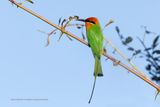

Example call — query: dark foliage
[115,26,160,84]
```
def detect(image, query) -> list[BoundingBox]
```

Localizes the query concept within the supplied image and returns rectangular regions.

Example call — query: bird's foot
[103,47,107,54]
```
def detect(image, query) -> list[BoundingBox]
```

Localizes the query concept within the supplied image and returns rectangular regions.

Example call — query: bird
[78,17,104,103]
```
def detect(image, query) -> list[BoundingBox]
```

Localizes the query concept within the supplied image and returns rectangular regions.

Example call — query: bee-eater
[78,17,104,103]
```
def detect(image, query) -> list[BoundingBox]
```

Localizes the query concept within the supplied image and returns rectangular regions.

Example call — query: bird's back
[86,24,104,57]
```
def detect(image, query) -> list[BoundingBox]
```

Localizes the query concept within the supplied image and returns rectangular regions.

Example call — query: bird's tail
[88,56,103,103]
[94,56,103,77]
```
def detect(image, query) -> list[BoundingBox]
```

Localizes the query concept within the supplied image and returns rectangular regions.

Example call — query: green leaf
[152,50,160,54]
[133,49,141,56]
[144,47,152,51]
[123,36,133,45]
[115,26,124,39]
[127,47,134,51]
[58,17,62,26]
[135,49,141,54]
[152,35,159,49]
[146,64,151,71]
[115,26,120,34]
[145,30,151,34]
[26,0,34,4]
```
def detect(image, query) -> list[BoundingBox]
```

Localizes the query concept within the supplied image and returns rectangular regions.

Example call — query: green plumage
[86,23,104,77]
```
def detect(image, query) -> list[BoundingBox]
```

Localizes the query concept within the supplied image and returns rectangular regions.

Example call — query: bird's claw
[103,48,107,54]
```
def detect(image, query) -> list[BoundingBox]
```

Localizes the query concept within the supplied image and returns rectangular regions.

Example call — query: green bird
[78,17,104,103]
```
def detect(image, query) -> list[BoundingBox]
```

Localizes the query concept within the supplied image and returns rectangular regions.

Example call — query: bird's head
[78,17,100,29]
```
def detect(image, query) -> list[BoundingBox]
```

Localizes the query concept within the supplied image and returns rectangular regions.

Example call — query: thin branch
[138,37,159,67]
[104,37,148,78]
[9,0,160,92]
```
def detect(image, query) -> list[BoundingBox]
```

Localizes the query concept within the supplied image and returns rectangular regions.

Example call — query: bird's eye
[86,20,95,24]
[90,21,95,24]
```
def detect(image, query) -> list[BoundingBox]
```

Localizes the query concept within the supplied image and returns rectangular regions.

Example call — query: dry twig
[8,0,160,93]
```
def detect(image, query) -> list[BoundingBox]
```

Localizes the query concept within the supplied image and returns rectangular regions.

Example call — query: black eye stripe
[85,20,95,24]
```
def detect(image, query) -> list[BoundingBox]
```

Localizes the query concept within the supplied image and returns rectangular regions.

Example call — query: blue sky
[1,0,160,107]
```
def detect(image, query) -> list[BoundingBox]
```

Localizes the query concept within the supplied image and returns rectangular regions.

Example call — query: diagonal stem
[8,0,160,92]
[104,37,147,78]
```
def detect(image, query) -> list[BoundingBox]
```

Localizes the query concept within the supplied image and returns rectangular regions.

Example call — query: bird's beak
[77,19,95,24]
[77,19,86,22]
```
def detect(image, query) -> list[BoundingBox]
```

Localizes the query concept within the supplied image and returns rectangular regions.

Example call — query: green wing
[86,25,104,58]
